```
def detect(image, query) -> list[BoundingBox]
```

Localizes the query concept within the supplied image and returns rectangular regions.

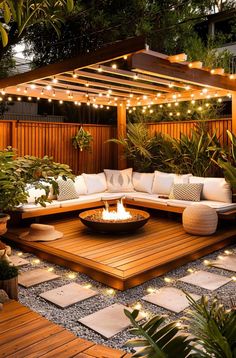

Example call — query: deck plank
[4,214,236,290]
[0,301,127,358]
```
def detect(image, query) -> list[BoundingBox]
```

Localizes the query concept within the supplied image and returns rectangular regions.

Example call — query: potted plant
[0,259,18,300]
[72,127,93,152]
[0,147,74,233]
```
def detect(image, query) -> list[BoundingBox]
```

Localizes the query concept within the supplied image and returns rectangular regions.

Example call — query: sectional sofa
[12,168,236,221]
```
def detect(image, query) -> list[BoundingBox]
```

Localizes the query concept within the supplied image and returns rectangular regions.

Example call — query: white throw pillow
[189,176,232,203]
[152,171,175,195]
[174,173,192,183]
[82,173,107,194]
[104,168,134,192]
[133,172,154,194]
[26,187,47,204]
[74,175,88,195]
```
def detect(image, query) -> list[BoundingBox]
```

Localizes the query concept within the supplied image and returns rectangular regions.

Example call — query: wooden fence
[0,120,117,174]
[147,118,232,146]
[0,118,232,174]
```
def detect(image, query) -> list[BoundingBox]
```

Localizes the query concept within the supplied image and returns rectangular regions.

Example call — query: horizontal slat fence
[147,118,232,146]
[0,118,232,174]
[0,120,117,174]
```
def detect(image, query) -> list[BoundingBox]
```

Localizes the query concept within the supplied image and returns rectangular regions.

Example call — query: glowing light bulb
[164,277,172,283]
[68,273,76,279]
[46,85,52,91]
[134,302,142,310]
[111,63,117,69]
[147,287,156,294]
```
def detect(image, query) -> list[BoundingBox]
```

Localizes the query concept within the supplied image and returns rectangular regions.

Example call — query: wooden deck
[0,300,131,358]
[4,214,236,290]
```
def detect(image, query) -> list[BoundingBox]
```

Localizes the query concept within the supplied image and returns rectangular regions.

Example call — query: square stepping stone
[211,255,236,272]
[142,287,200,313]
[10,255,30,267]
[18,268,60,288]
[79,303,141,339]
[39,283,98,308]
[179,270,231,291]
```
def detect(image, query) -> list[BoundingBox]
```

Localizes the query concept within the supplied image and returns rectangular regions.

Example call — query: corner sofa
[14,168,236,220]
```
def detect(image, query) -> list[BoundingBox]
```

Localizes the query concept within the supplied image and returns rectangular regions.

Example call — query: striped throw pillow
[169,183,203,202]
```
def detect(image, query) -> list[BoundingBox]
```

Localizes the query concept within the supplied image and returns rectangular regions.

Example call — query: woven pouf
[182,205,218,235]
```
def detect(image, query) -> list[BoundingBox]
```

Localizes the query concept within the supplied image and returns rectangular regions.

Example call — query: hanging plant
[72,127,93,152]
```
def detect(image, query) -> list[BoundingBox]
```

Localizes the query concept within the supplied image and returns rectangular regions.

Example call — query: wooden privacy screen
[0,118,232,174]
[147,118,232,146]
[0,120,117,174]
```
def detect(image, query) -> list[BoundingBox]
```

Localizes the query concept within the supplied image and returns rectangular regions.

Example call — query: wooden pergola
[0,36,235,168]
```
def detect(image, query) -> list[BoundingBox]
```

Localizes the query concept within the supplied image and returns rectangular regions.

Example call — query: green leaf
[0,22,8,47]
[67,0,74,12]
[3,1,11,24]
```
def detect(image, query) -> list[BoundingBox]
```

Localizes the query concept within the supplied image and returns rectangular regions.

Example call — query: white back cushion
[133,172,154,194]
[189,176,232,203]
[152,171,192,195]
[74,175,87,195]
[82,173,107,194]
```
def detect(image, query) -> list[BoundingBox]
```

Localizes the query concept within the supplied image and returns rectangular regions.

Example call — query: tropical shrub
[0,147,74,212]
[217,130,236,189]
[124,309,193,358]
[125,295,236,357]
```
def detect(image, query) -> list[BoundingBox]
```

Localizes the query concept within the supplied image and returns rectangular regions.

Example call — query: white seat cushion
[18,201,60,212]
[189,176,232,203]
[59,194,103,207]
[152,171,192,196]
[126,192,168,205]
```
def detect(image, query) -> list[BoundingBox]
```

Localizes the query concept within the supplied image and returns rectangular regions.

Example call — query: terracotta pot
[0,276,18,300]
[0,214,10,236]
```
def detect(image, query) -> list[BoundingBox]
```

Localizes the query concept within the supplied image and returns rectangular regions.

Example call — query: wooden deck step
[0,300,128,358]
[4,214,236,290]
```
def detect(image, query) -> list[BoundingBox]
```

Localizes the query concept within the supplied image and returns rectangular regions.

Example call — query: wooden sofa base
[10,198,236,223]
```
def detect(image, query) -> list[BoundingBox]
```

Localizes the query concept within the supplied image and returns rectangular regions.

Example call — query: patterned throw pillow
[104,168,134,192]
[169,183,203,202]
[57,179,79,201]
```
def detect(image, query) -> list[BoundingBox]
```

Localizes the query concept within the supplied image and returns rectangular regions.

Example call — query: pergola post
[117,101,127,169]
[232,92,236,134]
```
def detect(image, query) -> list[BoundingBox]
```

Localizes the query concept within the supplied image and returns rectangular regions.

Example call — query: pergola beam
[0,36,146,89]
[131,52,236,91]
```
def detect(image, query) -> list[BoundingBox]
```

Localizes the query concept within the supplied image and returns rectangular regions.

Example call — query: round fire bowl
[79,208,150,233]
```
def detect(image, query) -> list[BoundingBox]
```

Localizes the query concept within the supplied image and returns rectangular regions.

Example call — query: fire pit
[79,199,150,233]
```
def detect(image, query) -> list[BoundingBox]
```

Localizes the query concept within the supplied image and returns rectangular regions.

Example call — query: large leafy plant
[217,130,236,189]
[0,147,74,212]
[0,0,74,58]
[125,295,236,358]
[124,309,193,357]
[187,294,236,358]
[0,259,18,280]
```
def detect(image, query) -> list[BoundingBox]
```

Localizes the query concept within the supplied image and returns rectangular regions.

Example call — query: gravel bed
[9,243,236,351]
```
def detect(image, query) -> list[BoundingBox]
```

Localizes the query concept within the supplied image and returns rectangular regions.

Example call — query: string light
[111,63,117,69]
[97,66,103,73]
[167,103,171,107]
[7,97,12,101]
[123,55,128,60]
[72,71,77,78]
[218,98,222,102]
[24,87,28,93]
[0,97,2,101]
[30,84,36,89]
[85,82,89,87]
[48,98,52,102]
[168,82,173,88]
[59,100,63,104]
[133,73,139,80]
[52,77,58,83]
[46,85,52,91]
[1,89,5,95]
[16,87,21,92]
[17,97,22,101]
[28,96,32,101]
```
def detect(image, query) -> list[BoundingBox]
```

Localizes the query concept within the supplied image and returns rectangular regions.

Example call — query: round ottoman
[182,205,218,235]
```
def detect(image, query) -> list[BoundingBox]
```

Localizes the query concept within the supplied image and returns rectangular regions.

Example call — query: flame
[102,199,132,221]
